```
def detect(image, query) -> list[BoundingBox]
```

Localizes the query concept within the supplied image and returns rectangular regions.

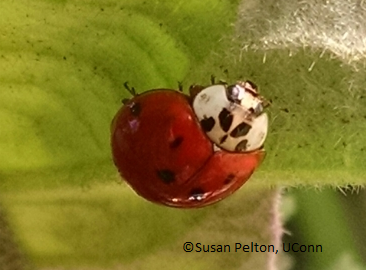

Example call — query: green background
[1,0,365,269]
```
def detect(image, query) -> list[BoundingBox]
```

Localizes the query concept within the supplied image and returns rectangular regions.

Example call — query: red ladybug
[111,81,268,208]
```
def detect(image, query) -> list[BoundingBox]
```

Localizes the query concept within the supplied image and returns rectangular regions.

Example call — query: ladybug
[191,80,269,152]
[111,80,269,208]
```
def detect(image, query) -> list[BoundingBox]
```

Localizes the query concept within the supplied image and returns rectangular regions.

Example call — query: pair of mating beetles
[111,79,269,208]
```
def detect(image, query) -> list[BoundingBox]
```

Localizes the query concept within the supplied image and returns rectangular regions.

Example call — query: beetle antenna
[123,81,137,96]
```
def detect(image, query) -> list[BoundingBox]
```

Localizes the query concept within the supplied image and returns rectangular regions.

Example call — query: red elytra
[111,89,265,208]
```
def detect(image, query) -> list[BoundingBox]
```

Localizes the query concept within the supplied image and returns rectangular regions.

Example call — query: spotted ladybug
[111,80,269,208]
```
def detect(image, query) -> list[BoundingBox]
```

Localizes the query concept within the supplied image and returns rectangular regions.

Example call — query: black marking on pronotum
[218,108,233,132]
[130,102,141,116]
[156,169,175,184]
[219,134,228,144]
[224,174,235,185]
[169,136,183,149]
[200,117,215,132]
[189,188,205,200]
[230,122,252,138]
[235,139,248,152]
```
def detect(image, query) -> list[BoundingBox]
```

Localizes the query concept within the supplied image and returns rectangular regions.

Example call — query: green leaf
[2,185,282,269]
[1,0,365,269]
[0,0,237,190]
[0,204,31,270]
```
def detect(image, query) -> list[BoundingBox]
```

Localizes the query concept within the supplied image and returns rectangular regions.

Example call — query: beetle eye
[226,85,245,103]
[253,103,264,115]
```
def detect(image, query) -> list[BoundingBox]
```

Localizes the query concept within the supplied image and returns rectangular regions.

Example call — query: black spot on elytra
[169,136,183,148]
[189,188,205,200]
[156,169,175,184]
[224,174,235,185]
[230,122,251,138]
[130,102,141,116]
[248,108,255,114]
[200,117,215,132]
[219,108,233,132]
[219,134,228,144]
[235,139,248,152]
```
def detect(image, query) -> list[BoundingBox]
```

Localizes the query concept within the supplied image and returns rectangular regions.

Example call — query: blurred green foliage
[1,0,366,269]
[283,188,366,270]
